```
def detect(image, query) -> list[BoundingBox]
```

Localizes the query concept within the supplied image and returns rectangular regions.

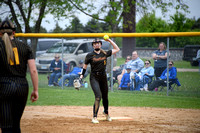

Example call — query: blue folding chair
[130,73,141,91]
[159,67,181,92]
[142,75,154,88]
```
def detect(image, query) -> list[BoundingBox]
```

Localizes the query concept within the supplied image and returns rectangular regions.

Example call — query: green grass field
[27,58,200,109]
[27,87,200,109]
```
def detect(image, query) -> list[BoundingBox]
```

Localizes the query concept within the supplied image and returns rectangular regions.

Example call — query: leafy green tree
[68,0,122,32]
[137,12,169,32]
[69,0,189,57]
[30,26,47,33]
[84,19,100,33]
[63,26,71,33]
[51,22,63,33]
[136,12,170,47]
[68,17,84,33]
[84,18,110,33]
[192,18,200,30]
[169,12,200,47]
[0,0,84,56]
[169,12,195,32]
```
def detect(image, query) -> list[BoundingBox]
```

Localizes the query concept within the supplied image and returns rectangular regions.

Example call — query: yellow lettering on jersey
[104,60,106,65]
[10,47,20,65]
[10,59,14,65]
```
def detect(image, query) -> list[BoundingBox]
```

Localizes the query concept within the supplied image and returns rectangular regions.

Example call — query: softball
[104,35,109,40]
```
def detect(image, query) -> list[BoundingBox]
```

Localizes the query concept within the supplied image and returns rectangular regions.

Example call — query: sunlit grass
[27,87,200,109]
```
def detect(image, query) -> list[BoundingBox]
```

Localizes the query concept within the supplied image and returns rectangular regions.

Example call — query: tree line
[0,0,199,57]
[37,12,200,48]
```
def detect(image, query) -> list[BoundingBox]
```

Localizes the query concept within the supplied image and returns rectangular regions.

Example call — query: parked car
[28,38,62,57]
[35,39,117,73]
[182,45,200,66]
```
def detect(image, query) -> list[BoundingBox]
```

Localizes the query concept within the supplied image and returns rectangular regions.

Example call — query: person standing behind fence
[152,42,169,80]
[79,38,120,124]
[0,18,38,133]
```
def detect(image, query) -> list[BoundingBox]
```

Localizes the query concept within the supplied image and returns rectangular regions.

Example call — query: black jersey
[85,50,112,72]
[0,39,34,77]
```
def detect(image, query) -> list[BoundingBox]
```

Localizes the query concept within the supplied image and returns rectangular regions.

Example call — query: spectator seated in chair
[58,60,88,87]
[48,54,67,87]
[126,51,144,91]
[118,65,131,90]
[148,61,180,91]
[135,60,154,91]
[111,55,131,86]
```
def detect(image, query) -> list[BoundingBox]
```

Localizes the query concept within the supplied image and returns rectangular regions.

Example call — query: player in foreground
[0,18,39,133]
[80,35,120,123]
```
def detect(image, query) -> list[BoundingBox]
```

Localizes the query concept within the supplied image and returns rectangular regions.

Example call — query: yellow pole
[15,32,200,38]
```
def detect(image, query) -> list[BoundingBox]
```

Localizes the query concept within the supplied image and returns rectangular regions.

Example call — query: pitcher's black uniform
[85,50,112,117]
[0,39,34,131]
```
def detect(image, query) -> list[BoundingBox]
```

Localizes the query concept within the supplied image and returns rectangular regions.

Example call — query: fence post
[110,38,114,92]
[61,38,64,89]
[167,37,170,96]
[110,54,114,92]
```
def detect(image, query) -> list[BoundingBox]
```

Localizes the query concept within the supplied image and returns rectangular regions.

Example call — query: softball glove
[73,78,81,90]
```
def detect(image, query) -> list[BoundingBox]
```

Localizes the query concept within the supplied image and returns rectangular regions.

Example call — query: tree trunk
[31,0,47,57]
[31,38,38,58]
[122,0,136,58]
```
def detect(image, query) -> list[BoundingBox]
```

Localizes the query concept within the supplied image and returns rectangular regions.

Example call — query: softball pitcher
[80,37,120,123]
[0,18,38,133]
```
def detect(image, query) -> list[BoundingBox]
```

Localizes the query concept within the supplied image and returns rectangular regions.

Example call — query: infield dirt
[21,106,200,133]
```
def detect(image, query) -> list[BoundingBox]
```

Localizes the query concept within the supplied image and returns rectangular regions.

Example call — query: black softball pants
[0,77,29,133]
[90,73,109,117]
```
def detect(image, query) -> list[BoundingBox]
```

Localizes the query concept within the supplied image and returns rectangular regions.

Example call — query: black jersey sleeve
[106,50,112,57]
[84,53,91,65]
[26,44,34,60]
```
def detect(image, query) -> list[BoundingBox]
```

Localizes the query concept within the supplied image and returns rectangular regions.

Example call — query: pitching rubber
[98,116,133,121]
